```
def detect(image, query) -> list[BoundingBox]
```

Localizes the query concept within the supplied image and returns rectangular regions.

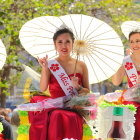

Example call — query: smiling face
[54,33,73,56]
[129,33,140,54]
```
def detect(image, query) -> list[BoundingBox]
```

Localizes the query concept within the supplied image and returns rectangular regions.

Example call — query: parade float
[0,122,4,140]
[18,14,139,140]
[17,85,140,140]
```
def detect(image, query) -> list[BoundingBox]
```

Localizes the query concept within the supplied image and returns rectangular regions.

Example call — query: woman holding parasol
[112,21,140,140]
[28,27,90,140]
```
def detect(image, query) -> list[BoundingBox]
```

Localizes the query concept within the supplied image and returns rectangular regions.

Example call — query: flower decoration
[18,125,30,134]
[89,108,97,120]
[65,94,97,121]
[82,123,97,140]
[0,123,3,134]
[100,101,136,113]
[125,62,133,70]
[17,134,29,140]
[0,134,4,140]
[50,64,59,72]
[19,116,29,125]
[88,94,96,105]
[17,110,30,140]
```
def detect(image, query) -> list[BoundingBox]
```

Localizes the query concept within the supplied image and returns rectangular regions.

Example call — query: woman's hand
[71,76,79,89]
[37,55,48,69]
[136,75,140,85]
[126,48,133,55]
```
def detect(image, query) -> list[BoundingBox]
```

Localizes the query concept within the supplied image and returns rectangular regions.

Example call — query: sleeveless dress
[28,73,84,140]
[124,71,140,140]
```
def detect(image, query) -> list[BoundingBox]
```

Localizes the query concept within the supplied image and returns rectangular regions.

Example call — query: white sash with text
[123,55,138,87]
[48,59,78,96]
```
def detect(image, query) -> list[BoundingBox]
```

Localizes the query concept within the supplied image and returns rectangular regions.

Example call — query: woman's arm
[79,62,90,94]
[40,67,51,92]
[112,65,125,86]
[71,61,90,94]
[37,55,51,92]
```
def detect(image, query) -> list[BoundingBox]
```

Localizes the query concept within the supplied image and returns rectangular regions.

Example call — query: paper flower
[0,123,3,133]
[17,134,29,140]
[18,125,30,134]
[19,116,29,125]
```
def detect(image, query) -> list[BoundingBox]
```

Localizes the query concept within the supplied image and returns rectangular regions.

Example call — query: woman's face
[54,33,73,56]
[129,33,140,53]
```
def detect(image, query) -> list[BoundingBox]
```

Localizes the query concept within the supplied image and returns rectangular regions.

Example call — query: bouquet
[17,93,97,120]
[65,93,97,120]
[124,84,140,103]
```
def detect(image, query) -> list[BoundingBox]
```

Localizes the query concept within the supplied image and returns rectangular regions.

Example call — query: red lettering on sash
[130,74,137,85]
[58,73,69,86]
[67,86,74,94]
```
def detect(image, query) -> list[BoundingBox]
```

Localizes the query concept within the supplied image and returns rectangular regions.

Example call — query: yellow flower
[23,78,32,101]
[82,136,96,140]
[17,134,29,140]
[19,116,29,125]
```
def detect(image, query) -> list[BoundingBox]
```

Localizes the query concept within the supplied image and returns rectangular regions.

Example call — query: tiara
[55,24,73,32]
[130,29,140,33]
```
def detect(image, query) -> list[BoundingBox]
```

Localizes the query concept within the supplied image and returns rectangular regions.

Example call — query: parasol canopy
[19,14,124,84]
[121,21,140,39]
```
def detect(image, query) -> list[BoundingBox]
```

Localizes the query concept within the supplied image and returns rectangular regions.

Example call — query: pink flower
[83,106,97,120]
[89,108,97,120]
[88,94,96,105]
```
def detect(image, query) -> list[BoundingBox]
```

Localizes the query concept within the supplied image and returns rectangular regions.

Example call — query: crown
[56,24,73,32]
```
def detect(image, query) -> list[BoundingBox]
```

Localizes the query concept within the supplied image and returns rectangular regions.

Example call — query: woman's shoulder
[72,59,86,66]
[78,61,87,69]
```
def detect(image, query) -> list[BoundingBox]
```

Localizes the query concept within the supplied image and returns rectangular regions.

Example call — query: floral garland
[0,122,3,134]
[17,109,96,140]
[17,110,30,140]
[82,123,97,140]
[100,101,136,113]
[0,122,4,140]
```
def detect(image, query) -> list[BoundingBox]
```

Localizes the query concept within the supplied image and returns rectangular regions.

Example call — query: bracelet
[77,85,83,91]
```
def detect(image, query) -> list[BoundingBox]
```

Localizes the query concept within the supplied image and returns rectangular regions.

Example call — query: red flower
[125,62,133,70]
[50,64,59,72]
[0,134,4,140]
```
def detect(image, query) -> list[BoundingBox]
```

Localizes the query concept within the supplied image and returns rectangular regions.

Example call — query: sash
[123,55,138,87]
[48,59,78,96]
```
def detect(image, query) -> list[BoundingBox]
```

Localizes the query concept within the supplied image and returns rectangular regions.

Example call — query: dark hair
[53,28,75,42]
[129,29,140,40]
[0,108,10,123]
[11,110,20,126]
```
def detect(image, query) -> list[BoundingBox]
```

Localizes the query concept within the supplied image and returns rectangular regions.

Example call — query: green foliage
[0,81,9,88]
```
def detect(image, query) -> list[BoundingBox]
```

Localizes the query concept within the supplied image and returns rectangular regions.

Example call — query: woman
[112,30,140,140]
[28,27,90,140]
[11,109,20,140]
[0,108,13,140]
